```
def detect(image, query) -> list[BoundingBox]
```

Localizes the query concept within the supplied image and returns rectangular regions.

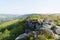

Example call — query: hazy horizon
[0,0,60,15]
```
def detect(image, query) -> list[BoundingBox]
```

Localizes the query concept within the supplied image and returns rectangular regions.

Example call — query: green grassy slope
[0,19,26,40]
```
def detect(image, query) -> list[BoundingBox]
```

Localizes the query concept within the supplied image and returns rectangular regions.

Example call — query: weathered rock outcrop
[15,19,60,40]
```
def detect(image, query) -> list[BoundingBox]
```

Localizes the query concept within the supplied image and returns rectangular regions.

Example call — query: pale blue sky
[0,0,60,15]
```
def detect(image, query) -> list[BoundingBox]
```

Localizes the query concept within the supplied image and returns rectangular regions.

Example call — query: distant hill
[0,13,60,23]
[0,14,33,23]
[0,14,20,23]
